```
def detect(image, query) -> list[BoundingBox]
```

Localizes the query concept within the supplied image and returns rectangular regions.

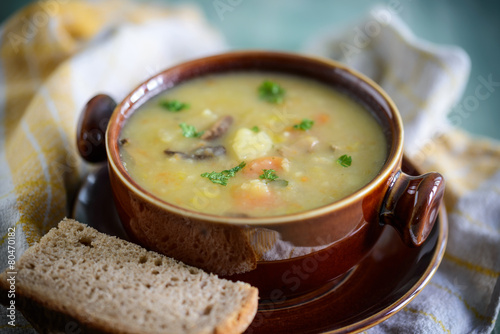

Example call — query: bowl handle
[380,170,445,247]
[76,94,117,163]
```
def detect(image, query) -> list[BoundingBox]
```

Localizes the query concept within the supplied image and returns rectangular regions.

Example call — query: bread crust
[214,287,258,334]
[0,219,258,334]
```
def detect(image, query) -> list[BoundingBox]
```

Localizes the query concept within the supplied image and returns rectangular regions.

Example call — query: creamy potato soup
[119,72,387,217]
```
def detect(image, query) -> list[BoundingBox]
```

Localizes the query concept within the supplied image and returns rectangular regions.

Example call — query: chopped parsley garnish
[259,169,279,181]
[159,99,190,112]
[201,162,246,186]
[258,80,285,104]
[293,119,314,131]
[259,169,288,186]
[179,123,204,138]
[251,126,260,133]
[337,154,352,167]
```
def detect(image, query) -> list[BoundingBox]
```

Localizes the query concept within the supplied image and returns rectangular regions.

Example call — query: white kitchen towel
[305,6,500,334]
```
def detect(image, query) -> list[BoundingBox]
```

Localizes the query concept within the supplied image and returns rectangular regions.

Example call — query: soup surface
[119,72,387,217]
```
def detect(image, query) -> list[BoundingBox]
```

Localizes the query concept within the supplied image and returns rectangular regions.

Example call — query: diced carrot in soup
[243,157,284,178]
[231,180,281,209]
[316,113,330,124]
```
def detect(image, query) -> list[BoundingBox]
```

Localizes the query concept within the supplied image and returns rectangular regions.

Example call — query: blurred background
[1,0,498,141]
[0,0,499,332]
[1,0,500,141]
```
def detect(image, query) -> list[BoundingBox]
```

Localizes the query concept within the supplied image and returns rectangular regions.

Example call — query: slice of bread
[0,218,258,334]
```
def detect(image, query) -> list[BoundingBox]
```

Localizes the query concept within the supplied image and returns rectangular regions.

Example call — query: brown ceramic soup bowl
[76,51,444,301]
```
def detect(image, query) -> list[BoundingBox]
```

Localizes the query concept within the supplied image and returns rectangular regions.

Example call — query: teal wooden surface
[1,1,499,332]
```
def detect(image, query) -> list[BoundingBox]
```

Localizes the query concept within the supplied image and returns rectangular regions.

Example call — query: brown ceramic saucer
[72,157,447,333]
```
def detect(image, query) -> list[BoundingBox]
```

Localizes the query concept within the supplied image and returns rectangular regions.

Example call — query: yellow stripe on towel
[429,282,494,324]
[452,209,500,235]
[404,307,451,334]
[444,253,500,279]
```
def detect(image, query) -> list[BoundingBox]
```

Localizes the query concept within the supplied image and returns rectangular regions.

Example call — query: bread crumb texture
[0,218,258,334]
